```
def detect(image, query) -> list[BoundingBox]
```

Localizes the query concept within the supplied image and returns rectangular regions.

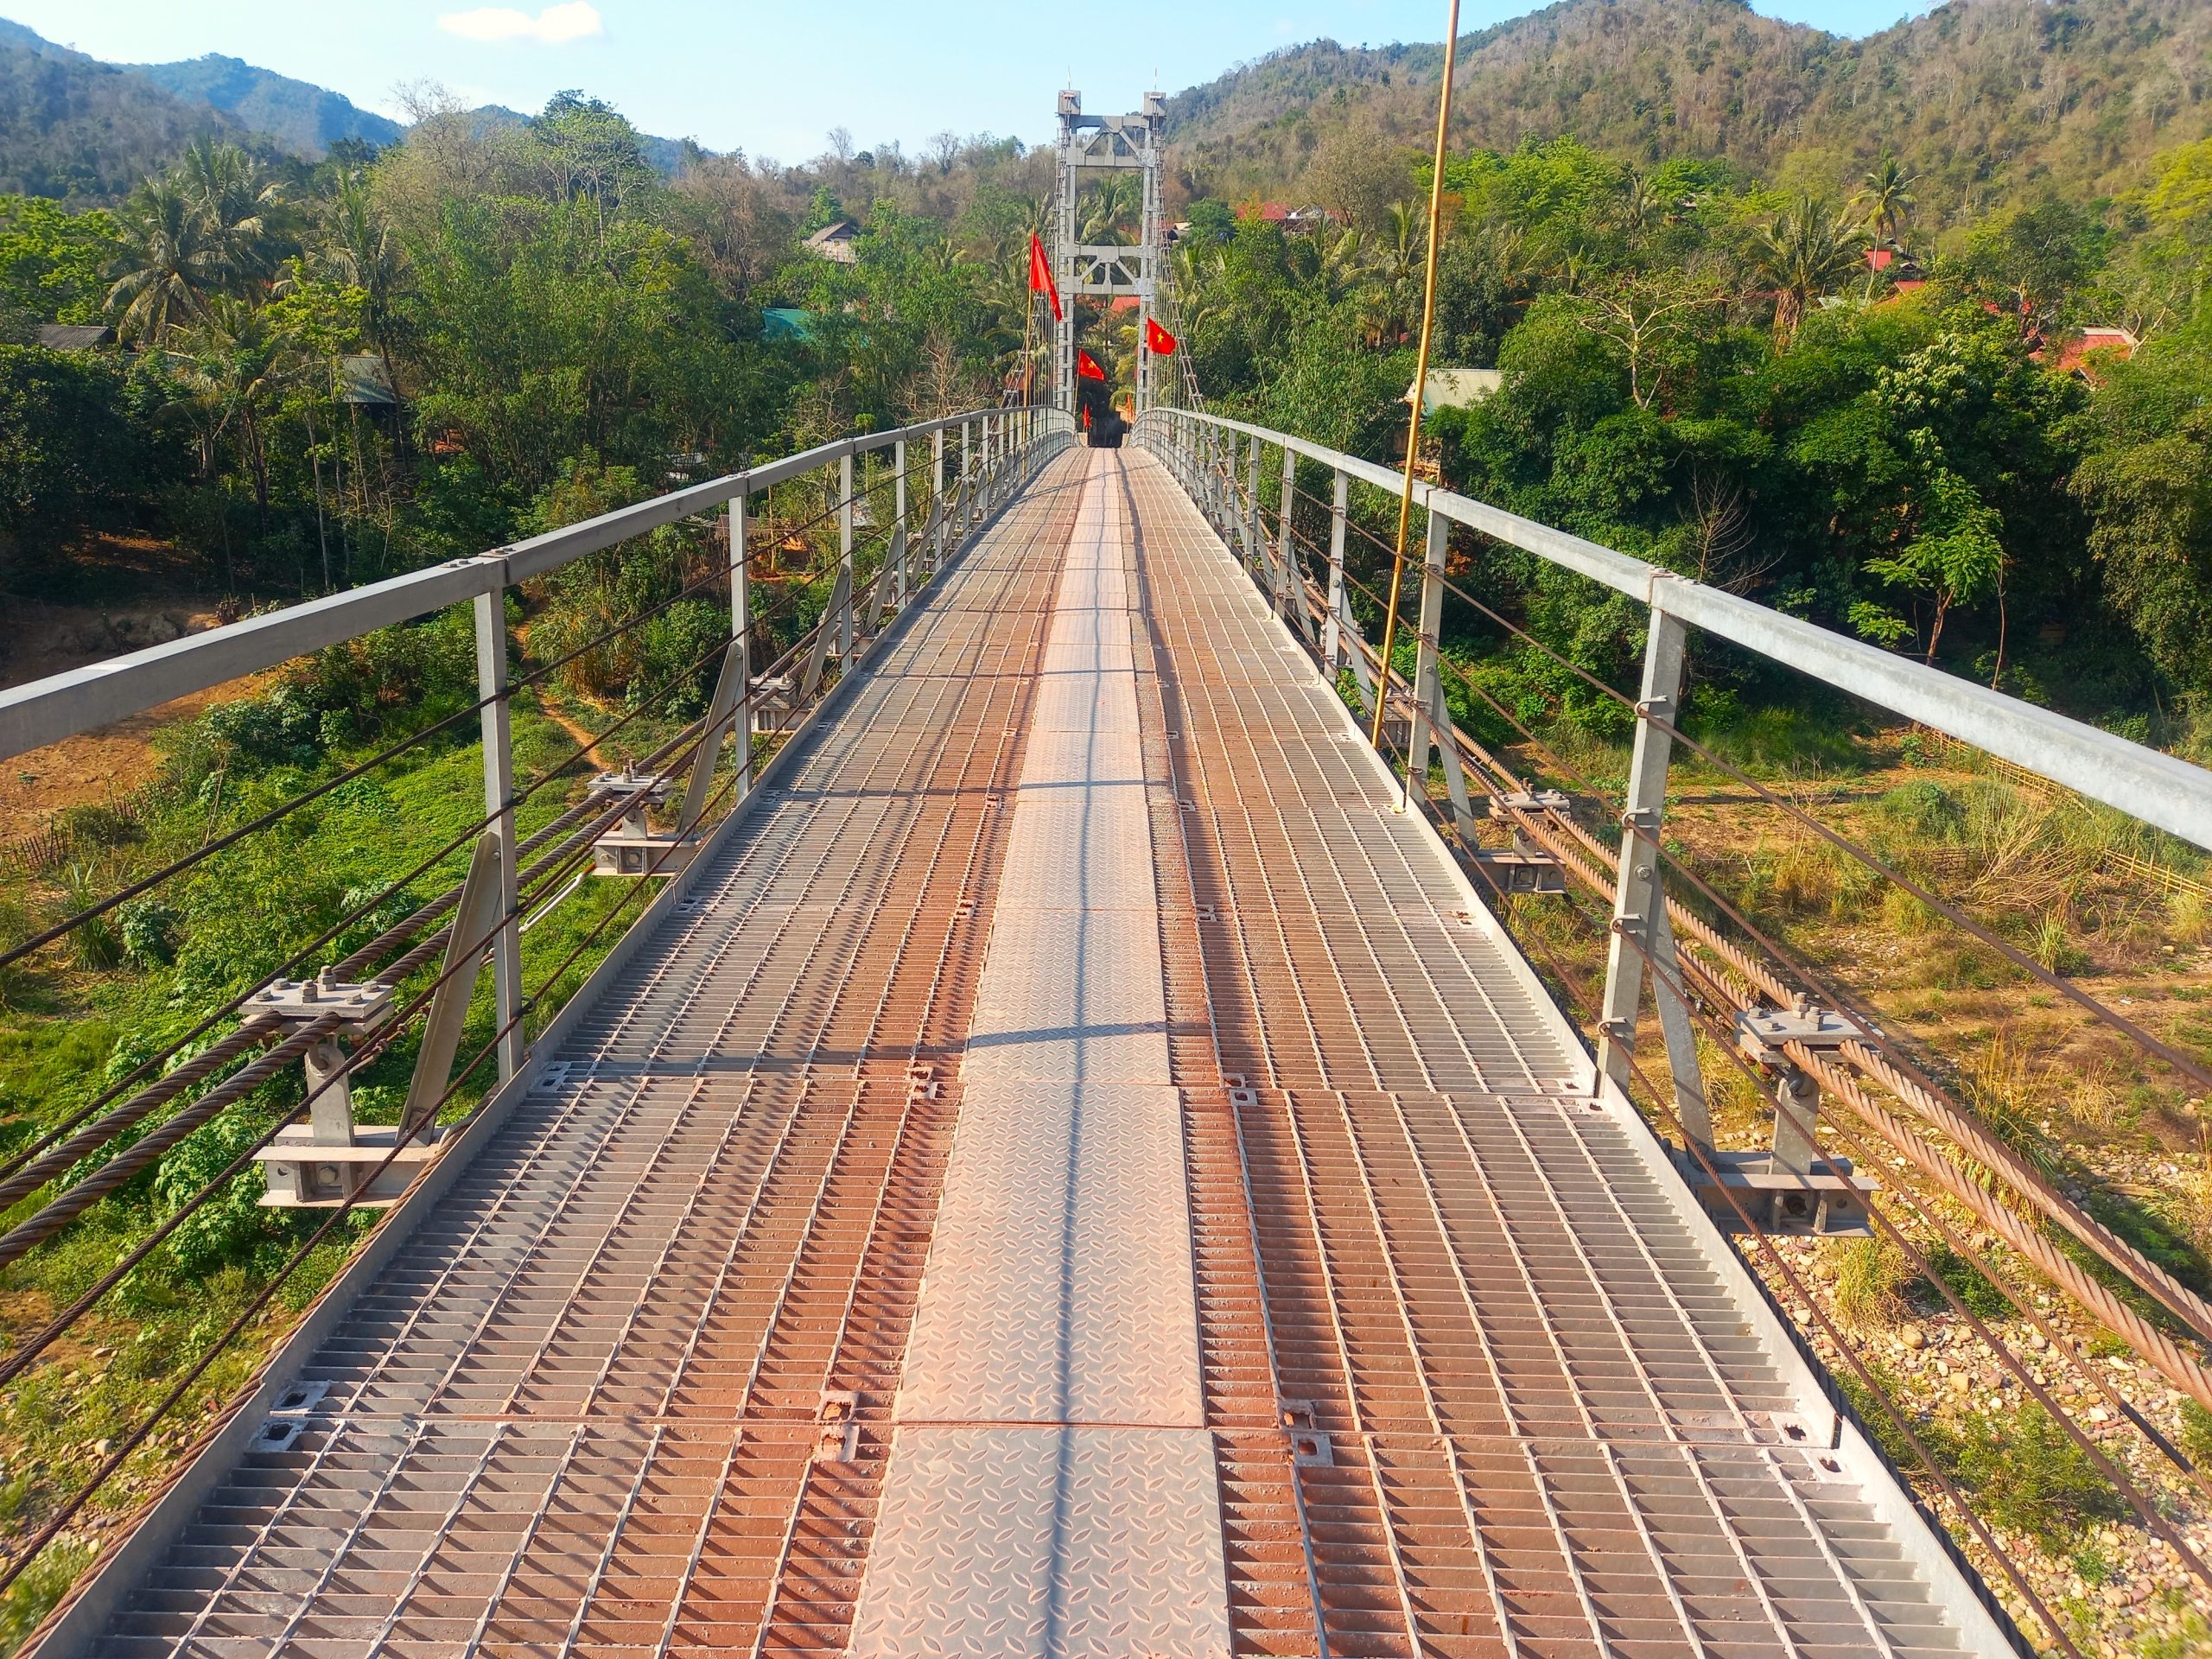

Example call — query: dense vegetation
[1169,124,2212,747]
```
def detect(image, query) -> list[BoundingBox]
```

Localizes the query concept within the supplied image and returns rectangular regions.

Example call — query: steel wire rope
[0,559,906,1327]
[1356,506,2212,1092]
[0,474,924,1201]
[1363,575,2212,1368]
[0,432,1020,1409]
[1210,432,2199,1624]
[1295,466,2212,1198]
[1214,421,2206,1422]
[1357,690,2067,1647]
[0,733,761,1611]
[0,556,812,1208]
[1382,657,2212,1531]
[1370,758,2086,1658]
[0,462,906,976]
[1605,911,2212,1595]
[1586,799,2212,1349]
[0,672,760,1508]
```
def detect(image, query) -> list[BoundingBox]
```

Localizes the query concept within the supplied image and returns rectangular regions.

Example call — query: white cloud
[437,2,602,45]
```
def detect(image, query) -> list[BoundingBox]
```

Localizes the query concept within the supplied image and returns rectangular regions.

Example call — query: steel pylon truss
[1053,87,1166,416]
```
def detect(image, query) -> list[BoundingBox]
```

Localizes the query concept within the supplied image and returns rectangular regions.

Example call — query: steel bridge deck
[76,448,1980,1659]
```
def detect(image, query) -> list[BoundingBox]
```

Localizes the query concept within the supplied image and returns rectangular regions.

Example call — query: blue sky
[6,0,1929,162]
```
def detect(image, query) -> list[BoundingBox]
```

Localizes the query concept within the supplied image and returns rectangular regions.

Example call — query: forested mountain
[1168,0,2212,228]
[0,18,671,196]
[125,54,401,158]
[0,22,236,200]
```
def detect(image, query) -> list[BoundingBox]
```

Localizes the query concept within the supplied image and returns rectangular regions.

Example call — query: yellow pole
[1368,0,1463,757]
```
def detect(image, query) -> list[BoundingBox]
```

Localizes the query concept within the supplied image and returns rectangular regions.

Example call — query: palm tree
[181,140,283,283]
[1854,156,1917,248]
[171,296,296,520]
[1081,175,1141,246]
[1753,196,1863,344]
[1285,224,1369,306]
[310,169,408,389]
[107,176,229,343]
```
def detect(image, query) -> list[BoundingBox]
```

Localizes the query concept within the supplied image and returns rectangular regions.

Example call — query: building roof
[1405,367,1502,414]
[762,308,817,342]
[337,354,397,406]
[35,323,113,351]
[2041,326,2138,381]
[803,219,861,264]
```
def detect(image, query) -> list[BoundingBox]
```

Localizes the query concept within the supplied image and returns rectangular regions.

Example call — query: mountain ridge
[1164,0,2212,226]
[0,15,690,199]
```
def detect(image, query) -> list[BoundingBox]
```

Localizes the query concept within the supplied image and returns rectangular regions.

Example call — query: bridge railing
[0,404,1072,1618]
[1140,406,2212,1648]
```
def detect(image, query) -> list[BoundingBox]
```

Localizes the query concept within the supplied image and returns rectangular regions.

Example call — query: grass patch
[1948,1402,2127,1548]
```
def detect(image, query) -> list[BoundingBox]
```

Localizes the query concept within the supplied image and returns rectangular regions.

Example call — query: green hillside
[0,23,233,201]
[1168,0,2212,226]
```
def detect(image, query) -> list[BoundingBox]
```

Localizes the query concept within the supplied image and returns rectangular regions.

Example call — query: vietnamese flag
[1076,349,1106,381]
[1027,232,1062,321]
[1145,316,1177,356]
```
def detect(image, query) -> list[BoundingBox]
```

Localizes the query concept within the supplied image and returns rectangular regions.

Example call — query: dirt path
[0,597,268,842]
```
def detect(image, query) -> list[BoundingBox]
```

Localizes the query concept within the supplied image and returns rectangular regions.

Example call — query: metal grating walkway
[67,448,1994,1659]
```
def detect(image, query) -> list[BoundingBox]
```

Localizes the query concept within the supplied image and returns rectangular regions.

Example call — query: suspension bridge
[1,89,2210,1659]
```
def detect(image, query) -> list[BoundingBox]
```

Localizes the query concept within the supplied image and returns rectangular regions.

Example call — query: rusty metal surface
[849,450,1229,1658]
[84,455,1090,1659]
[78,446,1981,1659]
[1119,448,1968,1659]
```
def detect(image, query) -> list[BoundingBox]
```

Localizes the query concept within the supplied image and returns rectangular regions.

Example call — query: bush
[625,598,727,720]
[118,896,179,969]
[200,687,326,772]
[0,346,180,568]
[286,608,480,738]
[1878,780,1966,842]
[1918,1245,2013,1319]
[1950,1403,2126,1548]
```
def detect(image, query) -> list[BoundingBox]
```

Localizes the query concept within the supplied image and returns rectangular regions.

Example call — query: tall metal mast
[1052,87,1166,416]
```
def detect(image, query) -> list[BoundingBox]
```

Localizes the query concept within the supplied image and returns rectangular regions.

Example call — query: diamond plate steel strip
[1117,487,1337,1657]
[685,454,1087,1654]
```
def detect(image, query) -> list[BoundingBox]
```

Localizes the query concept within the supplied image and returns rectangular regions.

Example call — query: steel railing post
[1597,598,1712,1142]
[1276,444,1299,620]
[961,422,974,534]
[838,450,855,664]
[472,588,524,1082]
[893,437,909,607]
[1403,507,1449,810]
[932,426,948,575]
[731,488,753,784]
[1244,435,1262,572]
[1325,468,1349,671]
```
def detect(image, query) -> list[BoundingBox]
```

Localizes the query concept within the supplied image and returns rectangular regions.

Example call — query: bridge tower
[1052,87,1166,416]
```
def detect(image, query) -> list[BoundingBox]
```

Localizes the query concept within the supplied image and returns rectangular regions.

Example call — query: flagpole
[1022,283,1035,406]
[1369,0,1462,760]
